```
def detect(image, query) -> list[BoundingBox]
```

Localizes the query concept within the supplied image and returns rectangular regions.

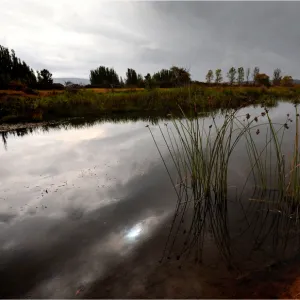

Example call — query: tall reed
[149,102,300,269]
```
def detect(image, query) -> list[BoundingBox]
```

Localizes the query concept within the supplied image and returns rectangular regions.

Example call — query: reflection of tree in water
[0,103,265,150]
[0,114,165,149]
[2,132,7,150]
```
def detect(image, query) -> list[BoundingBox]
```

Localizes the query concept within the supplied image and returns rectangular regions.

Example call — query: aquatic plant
[149,102,300,270]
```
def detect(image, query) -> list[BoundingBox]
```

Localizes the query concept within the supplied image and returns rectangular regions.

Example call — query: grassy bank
[1,86,300,123]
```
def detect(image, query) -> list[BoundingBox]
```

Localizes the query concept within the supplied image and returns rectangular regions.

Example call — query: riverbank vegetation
[1,85,300,123]
[1,43,300,123]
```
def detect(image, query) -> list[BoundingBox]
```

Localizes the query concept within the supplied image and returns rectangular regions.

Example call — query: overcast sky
[1,0,299,80]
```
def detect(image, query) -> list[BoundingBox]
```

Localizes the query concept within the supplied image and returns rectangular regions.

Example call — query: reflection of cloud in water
[54,127,106,142]
[93,214,170,257]
[126,223,143,240]
[29,213,169,298]
[0,102,299,298]
[1,240,17,250]
[0,213,16,224]
[0,118,177,298]
[0,119,172,226]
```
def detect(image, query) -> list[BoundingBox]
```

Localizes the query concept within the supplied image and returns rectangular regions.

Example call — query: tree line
[0,44,295,90]
[0,45,55,89]
[0,45,36,88]
[89,65,191,89]
[89,65,294,88]
[205,67,294,87]
[0,44,192,89]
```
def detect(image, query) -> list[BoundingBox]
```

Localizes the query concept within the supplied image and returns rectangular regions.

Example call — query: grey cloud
[1,1,300,79]
[147,2,300,77]
[137,46,173,65]
[60,18,149,47]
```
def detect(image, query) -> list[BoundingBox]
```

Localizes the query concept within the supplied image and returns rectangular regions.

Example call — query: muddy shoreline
[0,120,63,133]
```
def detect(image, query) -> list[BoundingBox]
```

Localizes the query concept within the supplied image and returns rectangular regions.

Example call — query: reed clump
[149,102,300,268]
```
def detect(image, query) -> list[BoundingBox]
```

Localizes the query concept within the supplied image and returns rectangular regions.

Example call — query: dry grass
[89,88,145,93]
[0,90,31,96]
[0,88,146,98]
[1,85,300,99]
[0,90,65,97]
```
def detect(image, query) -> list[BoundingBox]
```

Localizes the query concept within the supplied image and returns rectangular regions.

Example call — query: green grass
[1,86,300,123]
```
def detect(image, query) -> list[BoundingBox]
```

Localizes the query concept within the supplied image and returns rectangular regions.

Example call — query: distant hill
[53,78,90,86]
[294,79,300,84]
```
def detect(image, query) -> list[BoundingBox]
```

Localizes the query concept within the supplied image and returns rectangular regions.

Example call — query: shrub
[281,76,294,87]
[254,73,271,87]
[8,80,26,91]
[24,87,38,95]
[31,83,65,90]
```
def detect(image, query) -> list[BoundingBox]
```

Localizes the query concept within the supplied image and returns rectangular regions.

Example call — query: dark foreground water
[1,102,300,298]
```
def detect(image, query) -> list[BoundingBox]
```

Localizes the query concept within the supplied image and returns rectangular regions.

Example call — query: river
[0,101,300,298]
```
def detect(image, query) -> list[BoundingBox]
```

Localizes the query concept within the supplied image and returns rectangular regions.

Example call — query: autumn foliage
[254,73,271,87]
[281,76,294,87]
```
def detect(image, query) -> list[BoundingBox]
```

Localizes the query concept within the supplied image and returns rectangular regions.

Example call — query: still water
[0,102,299,298]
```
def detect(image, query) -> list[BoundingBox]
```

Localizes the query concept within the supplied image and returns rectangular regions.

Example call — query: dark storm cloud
[141,1,300,78]
[1,1,299,79]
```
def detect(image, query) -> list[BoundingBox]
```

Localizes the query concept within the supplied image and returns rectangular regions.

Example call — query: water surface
[0,101,299,298]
